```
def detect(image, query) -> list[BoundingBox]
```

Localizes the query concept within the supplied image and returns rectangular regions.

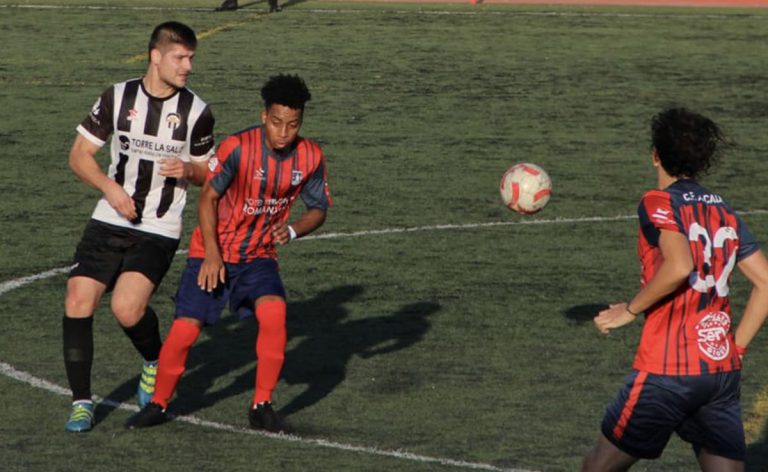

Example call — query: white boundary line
[1,3,766,19]
[0,362,528,471]
[2,210,767,471]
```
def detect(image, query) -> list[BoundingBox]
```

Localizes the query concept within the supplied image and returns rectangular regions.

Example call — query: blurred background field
[1,1,768,471]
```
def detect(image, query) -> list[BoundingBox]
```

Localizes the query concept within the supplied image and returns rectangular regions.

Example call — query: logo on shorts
[208,157,219,172]
[696,311,731,361]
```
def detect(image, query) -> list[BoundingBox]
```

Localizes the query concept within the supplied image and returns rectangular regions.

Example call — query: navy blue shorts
[174,257,286,326]
[601,370,744,461]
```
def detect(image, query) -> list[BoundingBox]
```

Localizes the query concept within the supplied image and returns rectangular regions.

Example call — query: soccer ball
[499,163,552,215]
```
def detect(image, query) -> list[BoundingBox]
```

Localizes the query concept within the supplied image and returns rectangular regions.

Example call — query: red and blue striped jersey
[633,179,758,375]
[188,125,332,263]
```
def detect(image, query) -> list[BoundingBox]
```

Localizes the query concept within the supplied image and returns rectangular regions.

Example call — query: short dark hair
[148,21,197,60]
[261,74,312,111]
[651,107,726,180]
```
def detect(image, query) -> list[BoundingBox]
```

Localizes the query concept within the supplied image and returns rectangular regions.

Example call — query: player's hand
[158,158,187,179]
[736,344,746,362]
[594,303,637,335]
[198,254,226,292]
[103,180,137,221]
[271,221,292,246]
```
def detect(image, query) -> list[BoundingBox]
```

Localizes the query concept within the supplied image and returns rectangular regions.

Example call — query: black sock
[122,306,162,362]
[63,316,93,401]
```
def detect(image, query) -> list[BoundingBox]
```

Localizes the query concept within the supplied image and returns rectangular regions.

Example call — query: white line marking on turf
[3,210,767,471]
[3,210,768,292]
[0,361,532,471]
[0,265,73,296]
[1,3,766,19]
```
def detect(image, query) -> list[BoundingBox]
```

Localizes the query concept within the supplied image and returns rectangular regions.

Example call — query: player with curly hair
[582,107,768,471]
[125,74,331,432]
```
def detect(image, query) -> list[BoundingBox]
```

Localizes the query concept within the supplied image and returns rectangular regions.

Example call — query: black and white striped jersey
[76,78,215,239]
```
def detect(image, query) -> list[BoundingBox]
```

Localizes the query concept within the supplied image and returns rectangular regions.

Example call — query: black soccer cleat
[268,0,282,13]
[248,402,287,433]
[125,402,168,429]
[215,0,238,11]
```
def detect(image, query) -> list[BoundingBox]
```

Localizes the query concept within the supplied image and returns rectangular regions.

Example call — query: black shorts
[69,219,180,292]
[601,369,744,461]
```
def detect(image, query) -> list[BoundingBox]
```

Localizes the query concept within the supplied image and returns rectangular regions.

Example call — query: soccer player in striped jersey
[582,108,768,471]
[126,74,332,432]
[63,22,215,432]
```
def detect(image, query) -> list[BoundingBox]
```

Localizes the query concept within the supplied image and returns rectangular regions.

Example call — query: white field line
[2,210,767,470]
[4,210,768,294]
[0,360,533,472]
[1,3,765,19]
[0,266,74,296]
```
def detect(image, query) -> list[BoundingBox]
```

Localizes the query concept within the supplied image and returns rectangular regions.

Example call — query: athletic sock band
[63,316,94,401]
[253,299,287,405]
[152,319,201,409]
[121,306,162,362]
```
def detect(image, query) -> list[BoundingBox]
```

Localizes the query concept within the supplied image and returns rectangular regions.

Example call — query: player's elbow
[311,209,327,227]
[68,150,85,176]
[664,258,694,286]
[674,263,694,285]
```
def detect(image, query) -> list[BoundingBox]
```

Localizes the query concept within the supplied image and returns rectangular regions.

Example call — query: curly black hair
[261,74,312,111]
[651,107,726,180]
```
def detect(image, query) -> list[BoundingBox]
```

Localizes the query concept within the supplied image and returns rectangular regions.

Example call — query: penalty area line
[0,361,534,472]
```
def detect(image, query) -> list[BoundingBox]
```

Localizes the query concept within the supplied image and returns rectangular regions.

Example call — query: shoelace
[140,363,158,392]
[69,405,93,421]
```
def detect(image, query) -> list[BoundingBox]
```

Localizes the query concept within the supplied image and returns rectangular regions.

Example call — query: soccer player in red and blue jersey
[126,74,331,432]
[582,108,768,471]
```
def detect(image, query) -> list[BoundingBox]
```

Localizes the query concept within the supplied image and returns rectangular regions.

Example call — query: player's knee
[110,296,146,327]
[255,299,286,333]
[64,289,97,317]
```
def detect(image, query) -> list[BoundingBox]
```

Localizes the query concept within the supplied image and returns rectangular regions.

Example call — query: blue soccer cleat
[137,360,158,408]
[65,401,94,432]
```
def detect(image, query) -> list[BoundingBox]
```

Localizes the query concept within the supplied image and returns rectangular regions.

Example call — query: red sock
[152,319,201,409]
[253,299,287,405]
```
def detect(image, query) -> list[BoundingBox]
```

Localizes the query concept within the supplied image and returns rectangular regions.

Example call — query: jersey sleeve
[299,156,333,210]
[189,105,215,161]
[638,190,681,246]
[75,86,114,147]
[207,134,240,195]
[735,213,760,261]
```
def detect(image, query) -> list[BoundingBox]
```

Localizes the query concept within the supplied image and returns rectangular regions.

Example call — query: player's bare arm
[595,229,692,335]
[69,134,137,221]
[272,208,327,246]
[197,180,225,292]
[158,158,208,186]
[734,250,768,351]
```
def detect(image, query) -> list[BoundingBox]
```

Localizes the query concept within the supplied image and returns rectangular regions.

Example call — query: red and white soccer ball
[499,163,552,215]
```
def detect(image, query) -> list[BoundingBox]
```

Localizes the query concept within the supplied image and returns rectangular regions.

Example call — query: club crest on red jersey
[291,170,303,186]
[696,311,731,361]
